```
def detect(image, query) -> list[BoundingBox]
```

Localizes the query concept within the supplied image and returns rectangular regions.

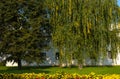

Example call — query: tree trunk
[78,64,83,69]
[18,58,22,69]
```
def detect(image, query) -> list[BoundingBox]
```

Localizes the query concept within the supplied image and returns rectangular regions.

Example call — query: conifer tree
[0,0,49,69]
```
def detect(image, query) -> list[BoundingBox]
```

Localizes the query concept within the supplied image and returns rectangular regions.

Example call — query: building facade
[6,48,120,66]
[5,23,120,66]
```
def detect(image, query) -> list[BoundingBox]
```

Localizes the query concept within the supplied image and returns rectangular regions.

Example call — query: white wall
[5,50,120,67]
[6,61,18,66]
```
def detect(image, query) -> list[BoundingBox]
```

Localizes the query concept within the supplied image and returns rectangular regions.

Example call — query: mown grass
[0,66,120,74]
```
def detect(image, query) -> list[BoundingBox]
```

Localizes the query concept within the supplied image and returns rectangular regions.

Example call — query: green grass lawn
[0,66,120,74]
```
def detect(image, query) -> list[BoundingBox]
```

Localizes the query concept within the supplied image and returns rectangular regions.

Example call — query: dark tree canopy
[0,0,51,69]
[0,0,120,69]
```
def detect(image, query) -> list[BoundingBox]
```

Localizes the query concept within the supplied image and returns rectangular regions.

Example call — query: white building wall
[115,53,120,65]
[6,61,18,66]
[5,50,120,67]
[5,24,120,67]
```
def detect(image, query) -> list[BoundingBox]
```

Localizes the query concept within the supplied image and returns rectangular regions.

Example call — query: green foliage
[0,61,5,66]
[46,0,120,66]
[0,0,50,68]
[0,0,120,68]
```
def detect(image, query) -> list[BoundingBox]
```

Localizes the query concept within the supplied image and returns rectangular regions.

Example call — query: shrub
[0,61,5,66]
[0,72,120,79]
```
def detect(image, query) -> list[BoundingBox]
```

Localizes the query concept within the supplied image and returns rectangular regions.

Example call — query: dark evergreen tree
[0,0,50,69]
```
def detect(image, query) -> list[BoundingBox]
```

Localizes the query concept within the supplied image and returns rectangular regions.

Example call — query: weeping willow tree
[45,0,120,67]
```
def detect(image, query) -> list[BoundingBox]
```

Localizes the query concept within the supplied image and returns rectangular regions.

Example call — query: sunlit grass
[0,66,120,74]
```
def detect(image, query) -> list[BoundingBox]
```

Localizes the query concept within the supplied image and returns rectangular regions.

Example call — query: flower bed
[0,72,120,79]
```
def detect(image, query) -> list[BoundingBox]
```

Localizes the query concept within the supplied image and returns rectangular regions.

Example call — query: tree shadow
[0,66,50,74]
[84,65,113,68]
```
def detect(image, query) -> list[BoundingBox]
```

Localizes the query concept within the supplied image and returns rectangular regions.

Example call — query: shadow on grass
[0,66,50,74]
[84,65,114,67]
[1,66,120,74]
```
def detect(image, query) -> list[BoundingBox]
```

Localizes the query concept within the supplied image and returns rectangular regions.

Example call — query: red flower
[75,76,80,79]
[36,77,39,79]
[41,76,45,79]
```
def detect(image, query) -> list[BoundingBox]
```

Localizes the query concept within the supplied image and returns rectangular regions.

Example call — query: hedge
[0,72,120,79]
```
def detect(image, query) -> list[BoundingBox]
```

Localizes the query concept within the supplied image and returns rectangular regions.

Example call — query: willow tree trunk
[78,64,83,69]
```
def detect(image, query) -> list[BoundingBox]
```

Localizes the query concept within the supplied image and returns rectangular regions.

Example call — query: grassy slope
[0,66,120,74]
